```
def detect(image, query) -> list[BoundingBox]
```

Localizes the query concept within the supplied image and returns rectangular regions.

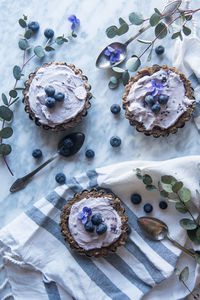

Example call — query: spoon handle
[167,235,195,258]
[10,153,59,193]
[124,24,151,46]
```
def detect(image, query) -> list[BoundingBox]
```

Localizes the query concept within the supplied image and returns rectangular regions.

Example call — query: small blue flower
[104,46,122,65]
[78,206,92,224]
[68,15,80,30]
[147,79,164,96]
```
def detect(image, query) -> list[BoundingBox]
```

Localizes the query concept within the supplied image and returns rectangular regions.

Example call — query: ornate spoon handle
[10,153,59,193]
[167,234,195,258]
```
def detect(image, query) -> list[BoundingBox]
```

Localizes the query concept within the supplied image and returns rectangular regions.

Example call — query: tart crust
[23,62,92,131]
[60,189,128,257]
[122,64,195,137]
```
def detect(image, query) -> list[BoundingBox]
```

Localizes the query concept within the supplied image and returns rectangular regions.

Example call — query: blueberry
[96,223,107,235]
[44,28,54,39]
[144,203,153,213]
[32,149,42,159]
[85,149,95,159]
[158,94,169,105]
[110,136,121,147]
[45,86,55,97]
[63,138,73,148]
[55,172,66,184]
[151,103,161,114]
[59,146,70,157]
[84,221,95,233]
[110,104,121,114]
[144,95,155,106]
[161,77,167,84]
[159,201,168,209]
[126,226,132,235]
[54,92,65,102]
[45,97,56,108]
[155,45,165,55]
[91,213,103,225]
[131,193,142,205]
[28,21,40,32]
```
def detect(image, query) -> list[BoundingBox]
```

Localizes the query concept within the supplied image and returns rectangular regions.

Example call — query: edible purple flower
[68,15,80,30]
[78,206,92,224]
[104,46,122,65]
[147,79,164,96]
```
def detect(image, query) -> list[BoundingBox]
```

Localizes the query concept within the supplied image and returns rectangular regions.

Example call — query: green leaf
[108,77,119,89]
[154,8,162,15]
[171,32,181,39]
[136,168,141,175]
[161,183,173,193]
[0,144,12,156]
[119,17,127,25]
[34,46,45,58]
[110,76,118,84]
[146,185,157,191]
[155,22,167,39]
[62,38,69,42]
[137,39,152,44]
[106,26,118,38]
[2,93,8,106]
[129,12,143,25]
[194,251,200,264]
[178,187,191,202]
[117,23,129,36]
[23,14,27,20]
[179,267,189,282]
[147,46,154,62]
[160,190,169,198]
[185,14,192,21]
[9,97,19,106]
[55,36,64,45]
[161,175,176,184]
[9,90,18,98]
[18,39,28,50]
[71,33,77,38]
[168,198,180,203]
[18,18,27,28]
[126,56,141,72]
[172,181,183,193]
[0,127,13,139]
[143,174,152,185]
[0,106,13,121]
[136,174,143,180]
[14,87,24,91]
[13,65,21,80]
[24,29,33,39]
[180,218,197,230]
[174,268,180,276]
[175,202,188,214]
[183,25,191,36]
[45,46,55,52]
[150,13,160,26]
[112,67,125,73]
[187,228,200,244]
[122,71,130,86]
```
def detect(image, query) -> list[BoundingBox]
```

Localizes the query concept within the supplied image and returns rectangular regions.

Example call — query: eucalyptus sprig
[135,168,200,264]
[175,267,198,299]
[0,14,79,175]
[105,6,200,89]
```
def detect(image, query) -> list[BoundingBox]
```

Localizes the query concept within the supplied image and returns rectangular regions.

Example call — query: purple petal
[75,17,80,25]
[147,86,155,93]
[152,89,158,96]
[82,216,87,224]
[78,212,84,219]
[71,22,76,30]
[83,207,89,213]
[156,83,164,89]
[107,46,115,53]
[151,79,156,87]
[86,208,92,215]
[110,54,117,64]
[116,48,122,54]
[104,49,111,57]
[68,15,76,22]
[115,52,120,60]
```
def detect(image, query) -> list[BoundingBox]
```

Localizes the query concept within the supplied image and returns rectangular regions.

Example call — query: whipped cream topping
[126,69,192,130]
[28,64,87,127]
[68,197,122,250]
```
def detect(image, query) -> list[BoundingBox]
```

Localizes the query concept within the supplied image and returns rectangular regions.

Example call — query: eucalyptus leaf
[110,76,118,85]
[2,93,8,106]
[18,18,27,28]
[179,267,189,282]
[108,81,119,89]
[0,144,12,156]
[34,46,45,58]
[24,29,33,39]
[174,268,180,276]
[143,174,152,185]
[9,97,19,106]
[146,185,157,191]
[196,227,200,241]
[137,39,152,44]
[136,174,143,180]
[0,106,13,121]
[136,168,141,175]
[122,71,130,86]
[187,228,200,244]
[171,32,181,39]
[0,127,13,139]
[185,14,192,21]
[118,23,129,36]
[106,25,118,38]
[161,175,176,184]
[147,46,154,62]
[168,198,180,203]
[150,13,160,26]
[175,202,188,214]
[72,33,77,38]
[155,22,167,39]
[18,39,28,50]
[154,8,162,15]
[178,187,191,203]
[194,252,200,264]
[160,190,169,198]
[126,57,141,72]
[13,65,21,80]
[9,90,18,98]
[45,46,55,52]
[55,36,64,45]
[161,183,173,193]
[129,12,143,25]
[172,181,183,193]
[119,17,127,25]
[112,67,125,73]
[23,14,27,21]
[180,218,197,230]
[183,25,191,36]
[62,38,69,42]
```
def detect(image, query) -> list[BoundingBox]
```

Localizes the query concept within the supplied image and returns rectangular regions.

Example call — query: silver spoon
[137,217,195,258]
[96,0,182,69]
[10,132,85,193]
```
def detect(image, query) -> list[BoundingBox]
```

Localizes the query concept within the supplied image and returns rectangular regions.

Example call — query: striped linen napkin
[0,156,199,300]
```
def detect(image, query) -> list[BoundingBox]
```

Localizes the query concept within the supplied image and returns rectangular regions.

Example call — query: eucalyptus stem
[181,280,198,300]
[177,193,199,226]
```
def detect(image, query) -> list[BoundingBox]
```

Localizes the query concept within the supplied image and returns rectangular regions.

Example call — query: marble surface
[1,0,200,229]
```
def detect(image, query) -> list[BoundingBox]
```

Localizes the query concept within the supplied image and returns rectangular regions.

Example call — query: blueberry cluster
[144,93,169,114]
[44,86,65,108]
[84,213,107,235]
[130,193,168,213]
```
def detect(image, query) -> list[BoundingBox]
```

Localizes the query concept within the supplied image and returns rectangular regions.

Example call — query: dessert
[23,62,92,131]
[60,189,128,257]
[122,65,195,137]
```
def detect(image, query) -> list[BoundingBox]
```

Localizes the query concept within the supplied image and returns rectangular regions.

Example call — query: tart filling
[28,64,87,127]
[68,197,122,250]
[126,69,191,130]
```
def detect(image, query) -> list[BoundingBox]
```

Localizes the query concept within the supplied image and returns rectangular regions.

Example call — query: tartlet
[122,65,195,137]
[23,62,92,131]
[60,189,128,257]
